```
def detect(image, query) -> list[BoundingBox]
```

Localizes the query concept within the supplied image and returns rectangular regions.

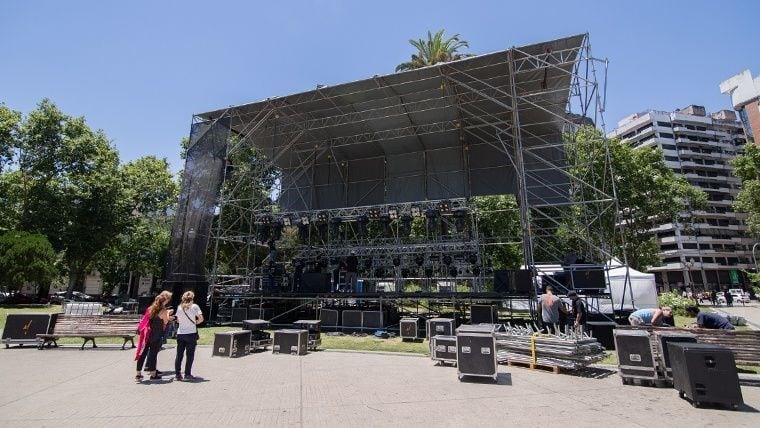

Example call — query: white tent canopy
[605,258,659,311]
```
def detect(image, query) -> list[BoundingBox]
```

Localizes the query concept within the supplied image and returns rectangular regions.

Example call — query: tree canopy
[731,142,760,236]
[396,29,472,72]
[0,231,57,294]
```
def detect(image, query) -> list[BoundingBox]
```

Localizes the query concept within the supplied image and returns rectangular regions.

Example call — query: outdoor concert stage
[164,33,621,325]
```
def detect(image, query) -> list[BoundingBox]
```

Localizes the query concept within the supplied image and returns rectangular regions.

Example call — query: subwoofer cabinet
[456,332,498,381]
[669,342,743,409]
[431,335,457,365]
[293,320,321,349]
[212,330,251,358]
[341,310,362,331]
[613,329,659,384]
[426,318,455,340]
[231,307,249,323]
[362,311,384,330]
[319,309,339,327]
[653,330,697,379]
[400,317,424,340]
[470,305,498,324]
[273,329,308,355]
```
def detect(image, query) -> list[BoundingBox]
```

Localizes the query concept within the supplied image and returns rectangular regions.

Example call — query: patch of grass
[320,334,429,355]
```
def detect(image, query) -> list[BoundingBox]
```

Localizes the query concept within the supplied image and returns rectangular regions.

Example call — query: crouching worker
[628,307,673,326]
[685,305,734,330]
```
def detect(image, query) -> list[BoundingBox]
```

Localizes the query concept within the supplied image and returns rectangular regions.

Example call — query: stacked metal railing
[494,323,608,370]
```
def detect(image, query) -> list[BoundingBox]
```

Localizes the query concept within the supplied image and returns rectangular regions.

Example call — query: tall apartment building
[608,105,752,290]
[720,70,760,143]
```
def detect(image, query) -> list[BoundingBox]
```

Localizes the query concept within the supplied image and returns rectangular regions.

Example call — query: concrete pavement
[0,342,759,427]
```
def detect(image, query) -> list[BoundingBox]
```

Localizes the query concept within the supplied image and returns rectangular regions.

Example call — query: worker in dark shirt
[567,291,587,334]
[685,306,734,330]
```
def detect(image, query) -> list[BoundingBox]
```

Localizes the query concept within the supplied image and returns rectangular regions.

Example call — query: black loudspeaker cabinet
[319,309,339,327]
[614,329,658,381]
[400,317,423,340]
[248,308,274,320]
[470,305,498,324]
[2,313,57,347]
[273,329,308,355]
[669,342,743,409]
[231,307,249,323]
[426,318,455,340]
[586,321,617,350]
[342,310,362,330]
[514,269,533,295]
[242,319,270,332]
[653,331,697,378]
[456,332,498,381]
[362,311,384,329]
[293,320,322,349]
[212,330,251,358]
[493,270,510,293]
[431,335,457,365]
[301,273,331,293]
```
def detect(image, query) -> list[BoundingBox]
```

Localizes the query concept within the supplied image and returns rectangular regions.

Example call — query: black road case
[400,317,424,340]
[669,342,743,409]
[3,313,57,348]
[614,329,659,384]
[293,320,322,350]
[653,330,697,379]
[273,329,308,355]
[426,317,455,340]
[212,330,251,358]
[431,335,457,365]
[456,332,498,381]
[242,319,272,351]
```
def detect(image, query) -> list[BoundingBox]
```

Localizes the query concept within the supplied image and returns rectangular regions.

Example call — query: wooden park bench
[37,315,140,350]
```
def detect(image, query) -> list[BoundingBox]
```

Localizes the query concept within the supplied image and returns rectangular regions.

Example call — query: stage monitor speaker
[273,329,308,355]
[319,309,339,326]
[669,342,743,409]
[586,321,617,350]
[569,268,606,290]
[514,270,533,295]
[400,317,423,340]
[470,305,498,324]
[249,308,274,320]
[2,313,57,347]
[493,270,510,293]
[362,311,384,329]
[342,310,362,330]
[231,307,248,323]
[426,318,456,340]
[212,330,251,357]
[301,273,331,293]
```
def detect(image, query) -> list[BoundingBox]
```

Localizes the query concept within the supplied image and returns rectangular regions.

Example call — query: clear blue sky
[2,1,759,172]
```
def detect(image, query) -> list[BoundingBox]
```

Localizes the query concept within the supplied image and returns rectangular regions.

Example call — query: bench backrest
[63,302,103,316]
[52,315,141,335]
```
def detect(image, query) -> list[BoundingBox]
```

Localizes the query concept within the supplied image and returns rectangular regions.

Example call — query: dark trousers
[136,339,162,372]
[175,333,198,376]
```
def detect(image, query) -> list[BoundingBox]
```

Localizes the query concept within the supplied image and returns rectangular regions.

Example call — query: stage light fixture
[414,255,424,267]
[368,208,381,219]
[300,215,310,226]
[449,267,458,277]
[317,212,329,223]
[468,253,478,264]
[410,206,421,217]
[424,267,434,277]
[388,208,398,220]
[443,255,453,265]
[392,256,401,267]
[472,266,482,276]
[438,200,451,213]
[282,215,292,227]
[261,215,272,224]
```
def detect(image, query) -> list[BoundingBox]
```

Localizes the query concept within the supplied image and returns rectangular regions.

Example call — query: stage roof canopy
[196,34,585,211]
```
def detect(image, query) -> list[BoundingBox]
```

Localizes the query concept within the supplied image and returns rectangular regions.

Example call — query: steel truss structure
[167,33,634,321]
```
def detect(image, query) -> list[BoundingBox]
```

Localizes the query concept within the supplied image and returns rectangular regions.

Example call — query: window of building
[682,243,698,249]
[699,244,710,250]
[657,121,671,127]
[661,144,677,150]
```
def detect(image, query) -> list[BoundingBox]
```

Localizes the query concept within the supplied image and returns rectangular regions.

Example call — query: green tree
[731,142,760,235]
[566,127,708,271]
[0,231,57,295]
[9,99,131,298]
[395,29,472,72]
[472,195,522,269]
[0,104,21,172]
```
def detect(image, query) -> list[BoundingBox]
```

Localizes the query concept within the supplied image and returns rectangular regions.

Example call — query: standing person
[710,289,718,306]
[135,293,172,381]
[628,307,672,326]
[724,287,734,307]
[175,291,205,381]
[538,286,567,334]
[345,251,359,292]
[567,291,587,334]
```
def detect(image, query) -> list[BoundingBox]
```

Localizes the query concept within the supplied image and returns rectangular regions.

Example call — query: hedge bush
[658,292,693,316]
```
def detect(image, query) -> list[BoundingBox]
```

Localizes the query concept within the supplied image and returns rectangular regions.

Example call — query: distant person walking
[174,291,204,381]
[135,292,173,381]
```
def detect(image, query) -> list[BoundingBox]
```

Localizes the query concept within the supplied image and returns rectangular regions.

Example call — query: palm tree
[395,29,472,72]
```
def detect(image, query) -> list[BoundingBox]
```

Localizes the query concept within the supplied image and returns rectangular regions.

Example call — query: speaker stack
[669,342,743,409]
[470,305,498,324]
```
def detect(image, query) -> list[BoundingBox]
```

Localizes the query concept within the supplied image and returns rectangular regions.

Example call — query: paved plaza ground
[0,339,759,427]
